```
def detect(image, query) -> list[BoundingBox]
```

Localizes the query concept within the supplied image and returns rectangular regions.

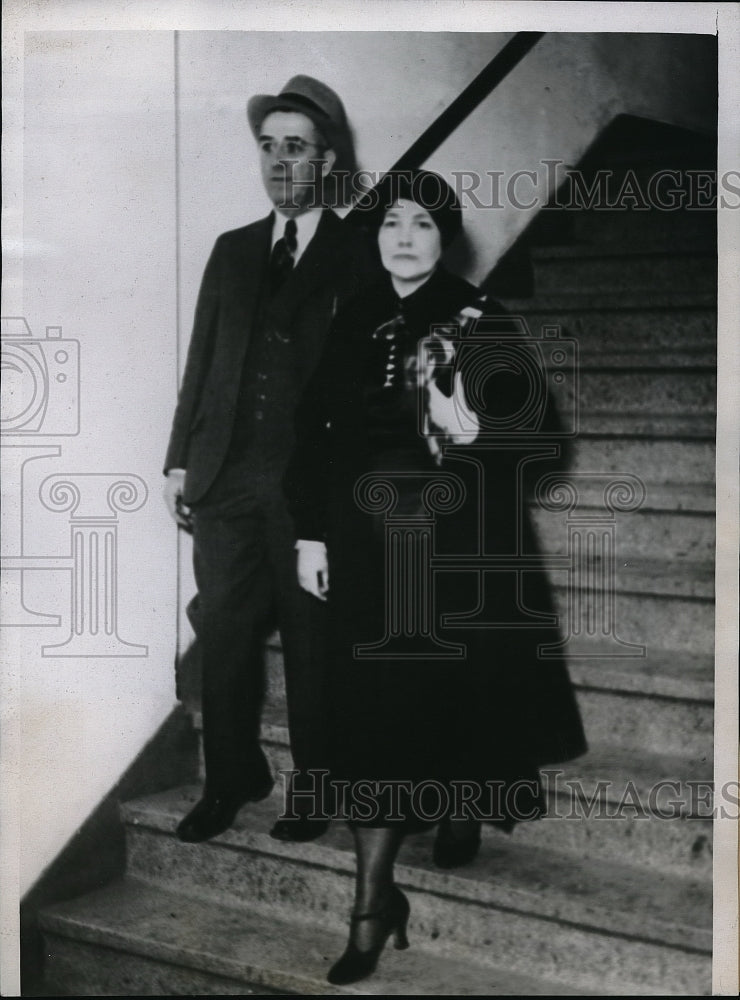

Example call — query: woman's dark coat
[284,266,586,826]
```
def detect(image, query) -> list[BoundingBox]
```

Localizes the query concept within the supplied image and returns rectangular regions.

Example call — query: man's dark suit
[165,208,374,811]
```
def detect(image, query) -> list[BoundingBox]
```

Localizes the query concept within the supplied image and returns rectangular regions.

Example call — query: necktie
[269,218,297,293]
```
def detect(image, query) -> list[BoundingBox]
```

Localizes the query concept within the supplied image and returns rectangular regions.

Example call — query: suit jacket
[164,209,376,505]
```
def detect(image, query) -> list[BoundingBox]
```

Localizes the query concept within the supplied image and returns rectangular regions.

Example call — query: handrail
[347,31,545,216]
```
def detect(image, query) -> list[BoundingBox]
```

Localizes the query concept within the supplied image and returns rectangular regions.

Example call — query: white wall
[15,31,178,894]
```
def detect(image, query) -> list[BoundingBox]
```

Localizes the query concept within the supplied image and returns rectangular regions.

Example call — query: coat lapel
[224,214,273,356]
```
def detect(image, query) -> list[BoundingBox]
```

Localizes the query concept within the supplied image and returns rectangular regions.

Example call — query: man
[164,76,375,844]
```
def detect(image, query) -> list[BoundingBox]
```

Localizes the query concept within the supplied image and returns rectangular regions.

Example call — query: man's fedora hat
[247,75,353,170]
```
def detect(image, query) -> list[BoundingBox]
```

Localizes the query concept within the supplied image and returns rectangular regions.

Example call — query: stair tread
[497,307,715,351]
[567,646,714,702]
[612,557,714,596]
[576,412,715,438]
[511,304,716,319]
[530,245,715,263]
[42,877,585,996]
[502,291,716,311]
[121,784,711,952]
[552,743,713,796]
[544,556,714,600]
[574,350,716,370]
[531,479,715,513]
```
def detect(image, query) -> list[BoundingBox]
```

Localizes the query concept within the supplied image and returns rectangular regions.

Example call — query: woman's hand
[296,540,329,601]
[425,363,479,445]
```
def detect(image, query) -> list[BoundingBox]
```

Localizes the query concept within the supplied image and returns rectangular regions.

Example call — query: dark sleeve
[163,237,222,473]
[481,296,569,440]
[470,297,571,495]
[282,322,340,542]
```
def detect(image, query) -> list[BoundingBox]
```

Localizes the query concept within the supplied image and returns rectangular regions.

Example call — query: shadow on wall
[20,707,199,997]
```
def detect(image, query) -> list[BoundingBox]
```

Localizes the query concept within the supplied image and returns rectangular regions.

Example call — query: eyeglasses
[259,138,326,159]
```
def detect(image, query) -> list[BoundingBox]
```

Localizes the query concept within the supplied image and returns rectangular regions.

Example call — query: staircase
[37,120,716,996]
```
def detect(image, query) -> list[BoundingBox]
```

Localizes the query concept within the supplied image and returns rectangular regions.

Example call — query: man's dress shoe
[177,780,273,843]
[269,815,330,843]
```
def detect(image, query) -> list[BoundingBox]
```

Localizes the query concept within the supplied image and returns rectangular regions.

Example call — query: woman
[284,170,586,985]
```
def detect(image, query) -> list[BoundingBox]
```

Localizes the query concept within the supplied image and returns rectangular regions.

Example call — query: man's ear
[321,147,337,176]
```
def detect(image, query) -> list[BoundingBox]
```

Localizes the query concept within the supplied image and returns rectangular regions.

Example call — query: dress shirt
[271,208,323,265]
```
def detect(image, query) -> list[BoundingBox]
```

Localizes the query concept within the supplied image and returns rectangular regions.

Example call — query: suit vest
[196,283,299,512]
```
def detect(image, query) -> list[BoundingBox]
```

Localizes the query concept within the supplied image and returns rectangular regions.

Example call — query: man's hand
[296,540,329,601]
[163,469,192,530]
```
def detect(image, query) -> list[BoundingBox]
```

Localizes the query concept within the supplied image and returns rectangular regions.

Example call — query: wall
[12,31,179,896]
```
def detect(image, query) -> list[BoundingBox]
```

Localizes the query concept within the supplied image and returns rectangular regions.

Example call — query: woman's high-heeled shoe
[432,816,482,869]
[327,885,410,985]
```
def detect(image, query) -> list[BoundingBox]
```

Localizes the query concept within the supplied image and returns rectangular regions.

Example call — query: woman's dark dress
[285,266,586,829]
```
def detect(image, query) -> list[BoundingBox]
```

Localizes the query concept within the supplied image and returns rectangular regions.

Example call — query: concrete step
[118,787,711,995]
[547,560,714,654]
[576,348,714,369]
[566,645,714,702]
[530,479,714,514]
[424,559,715,652]
[553,369,717,420]
[570,437,714,485]
[511,307,715,356]
[576,686,711,760]
[572,208,715,252]
[576,411,715,438]
[548,556,714,600]
[506,794,713,882]
[504,289,716,311]
[188,702,713,879]
[532,495,715,563]
[529,246,716,297]
[551,586,712,656]
[41,878,586,996]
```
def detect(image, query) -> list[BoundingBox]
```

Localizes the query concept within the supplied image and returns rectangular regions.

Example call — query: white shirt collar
[271,208,323,263]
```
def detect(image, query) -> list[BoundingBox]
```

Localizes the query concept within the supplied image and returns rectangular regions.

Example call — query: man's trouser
[191,494,329,816]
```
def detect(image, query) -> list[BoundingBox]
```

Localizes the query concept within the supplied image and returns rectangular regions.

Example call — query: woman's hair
[351,168,463,248]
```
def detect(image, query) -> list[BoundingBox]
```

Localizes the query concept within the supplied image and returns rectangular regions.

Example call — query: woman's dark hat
[349,168,463,247]
[247,75,354,171]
